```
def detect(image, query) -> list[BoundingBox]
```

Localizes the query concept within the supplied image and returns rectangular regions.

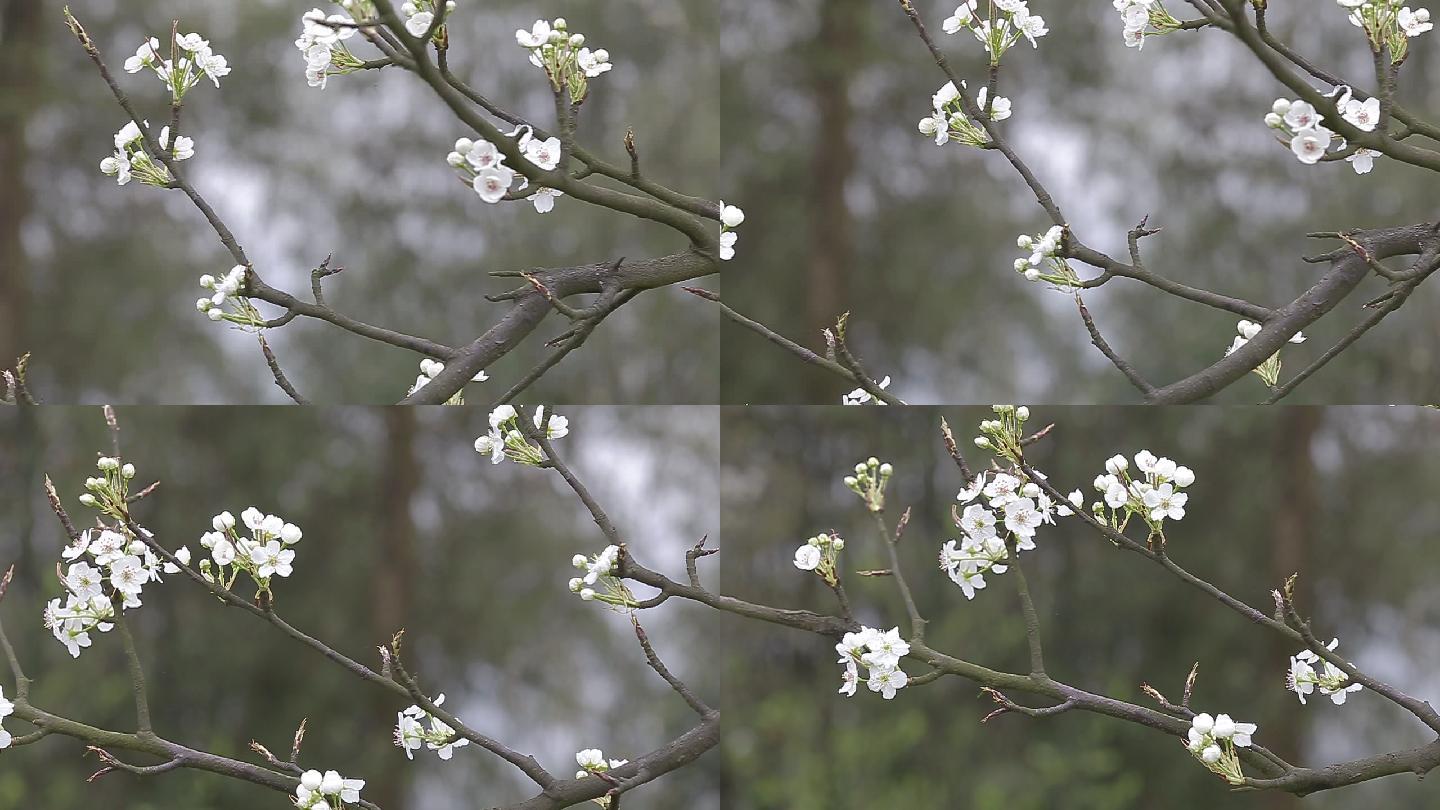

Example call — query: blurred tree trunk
[1268,407,1319,806]
[805,0,860,400]
[0,0,42,367]
[371,408,418,807]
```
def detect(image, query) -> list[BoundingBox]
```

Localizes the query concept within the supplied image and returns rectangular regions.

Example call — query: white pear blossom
[121,30,230,100]
[1013,225,1079,289]
[1113,0,1184,49]
[575,747,628,779]
[1187,711,1258,783]
[0,684,12,748]
[1224,320,1307,387]
[718,201,744,261]
[515,17,613,102]
[395,695,472,761]
[1287,638,1364,705]
[200,508,304,594]
[295,768,365,809]
[942,0,1048,59]
[835,627,909,700]
[407,358,488,404]
[842,375,891,405]
[196,264,266,328]
[568,545,634,608]
[792,533,845,585]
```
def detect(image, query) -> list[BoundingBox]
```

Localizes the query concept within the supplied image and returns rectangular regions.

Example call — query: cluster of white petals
[1113,1,1183,50]
[294,768,365,809]
[943,1,1049,61]
[515,17,612,103]
[1224,319,1307,388]
[1339,1,1432,61]
[841,375,891,406]
[48,458,188,658]
[296,8,362,89]
[407,358,488,404]
[122,31,230,101]
[843,457,893,513]
[1013,225,1080,289]
[1288,638,1364,705]
[1266,92,1383,175]
[198,507,303,594]
[791,533,844,587]
[100,120,189,189]
[473,405,570,466]
[835,627,910,699]
[448,128,566,212]
[946,475,1077,599]
[575,747,629,779]
[1087,449,1193,543]
[918,81,1010,147]
[399,0,456,39]
[395,694,471,761]
[0,685,13,749]
[718,202,744,261]
[1187,712,1258,784]
[196,264,265,328]
[568,545,635,609]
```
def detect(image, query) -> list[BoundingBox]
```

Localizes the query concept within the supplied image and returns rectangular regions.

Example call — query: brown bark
[805,0,860,399]
[370,408,418,807]
[1267,407,1320,808]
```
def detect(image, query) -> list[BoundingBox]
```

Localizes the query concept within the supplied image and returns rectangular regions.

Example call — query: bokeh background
[0,0,718,403]
[0,406,720,808]
[720,405,1440,808]
[719,1,1440,404]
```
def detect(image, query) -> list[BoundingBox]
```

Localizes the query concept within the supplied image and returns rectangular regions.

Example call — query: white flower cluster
[122,32,230,102]
[718,202,745,261]
[918,81,1010,147]
[294,769,365,810]
[1013,225,1080,290]
[568,545,635,608]
[835,627,909,699]
[46,526,187,659]
[473,405,570,465]
[1288,638,1364,705]
[942,1,1049,62]
[1266,93,1382,174]
[0,685,13,749]
[198,508,302,595]
[196,265,265,328]
[1339,1,1432,62]
[395,694,471,760]
[575,747,629,778]
[100,121,190,188]
[841,375,891,406]
[1224,319,1306,388]
[792,533,844,586]
[1186,712,1258,784]
[1112,1,1183,50]
[399,0,455,39]
[447,129,565,212]
[843,457,893,513]
[946,468,1077,599]
[53,459,191,658]
[516,17,612,103]
[296,8,365,89]
[1088,450,1192,544]
[408,358,488,404]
